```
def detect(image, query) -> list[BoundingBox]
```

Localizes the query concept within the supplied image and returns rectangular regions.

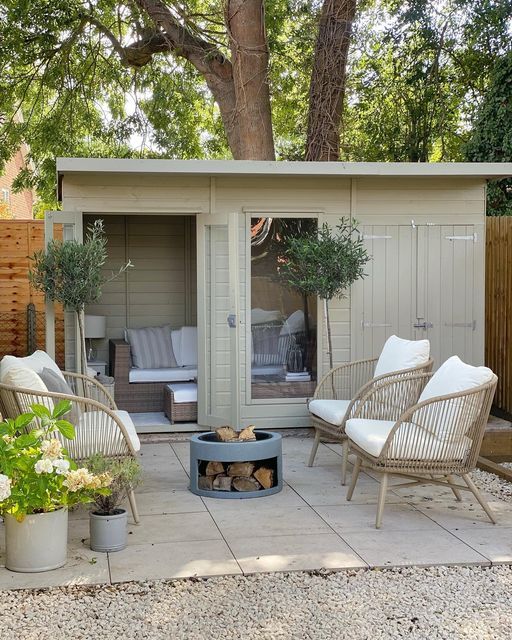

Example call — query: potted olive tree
[279,218,369,371]
[29,219,132,374]
[86,454,142,552]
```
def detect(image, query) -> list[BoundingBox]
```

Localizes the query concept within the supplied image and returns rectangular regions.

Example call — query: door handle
[413,321,433,330]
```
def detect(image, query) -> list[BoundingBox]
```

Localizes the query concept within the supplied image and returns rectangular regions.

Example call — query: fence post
[27,303,36,355]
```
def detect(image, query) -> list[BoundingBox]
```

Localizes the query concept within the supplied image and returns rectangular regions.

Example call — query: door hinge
[361,321,392,329]
[445,233,477,243]
[444,321,476,330]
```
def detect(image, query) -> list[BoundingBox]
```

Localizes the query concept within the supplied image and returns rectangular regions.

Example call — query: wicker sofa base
[164,385,198,423]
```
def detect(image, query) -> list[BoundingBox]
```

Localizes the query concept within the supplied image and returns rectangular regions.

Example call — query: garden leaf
[56,420,75,440]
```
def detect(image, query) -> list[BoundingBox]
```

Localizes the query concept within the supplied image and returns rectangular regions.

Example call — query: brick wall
[0,148,34,220]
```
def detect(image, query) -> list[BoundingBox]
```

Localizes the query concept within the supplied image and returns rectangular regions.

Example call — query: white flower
[0,474,11,501]
[40,438,63,461]
[34,458,54,474]
[53,459,70,475]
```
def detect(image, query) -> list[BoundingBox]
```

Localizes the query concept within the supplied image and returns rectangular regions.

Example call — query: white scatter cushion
[251,308,282,325]
[280,310,305,336]
[180,327,198,367]
[166,382,197,403]
[346,418,471,461]
[77,410,140,453]
[418,356,495,441]
[0,350,65,382]
[2,367,54,412]
[309,399,351,426]
[171,329,182,366]
[126,325,177,369]
[374,335,430,377]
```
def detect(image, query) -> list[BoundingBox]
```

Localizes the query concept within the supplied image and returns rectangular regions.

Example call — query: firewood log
[238,425,257,441]
[227,462,255,477]
[215,426,238,441]
[254,467,274,489]
[232,476,261,492]
[213,474,233,491]
[205,461,225,476]
[198,476,214,491]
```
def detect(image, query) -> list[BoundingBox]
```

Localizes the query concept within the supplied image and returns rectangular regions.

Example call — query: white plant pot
[4,508,68,573]
[89,509,128,552]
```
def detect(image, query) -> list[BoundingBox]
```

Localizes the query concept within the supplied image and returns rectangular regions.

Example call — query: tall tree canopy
[0,0,511,204]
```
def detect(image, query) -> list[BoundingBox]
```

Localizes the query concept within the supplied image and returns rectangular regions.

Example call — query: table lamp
[84,315,106,362]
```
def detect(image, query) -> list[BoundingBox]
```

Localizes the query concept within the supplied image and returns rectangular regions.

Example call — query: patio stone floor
[1,436,511,590]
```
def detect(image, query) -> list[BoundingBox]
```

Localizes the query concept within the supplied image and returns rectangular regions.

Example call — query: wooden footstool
[163,382,198,423]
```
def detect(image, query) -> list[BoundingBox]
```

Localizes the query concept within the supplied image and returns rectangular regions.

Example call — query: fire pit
[189,430,282,499]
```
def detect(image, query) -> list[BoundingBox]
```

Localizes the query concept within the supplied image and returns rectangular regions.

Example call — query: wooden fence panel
[0,220,64,366]
[486,217,512,416]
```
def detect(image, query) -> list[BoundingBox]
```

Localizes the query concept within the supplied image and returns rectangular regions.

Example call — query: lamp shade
[84,315,106,339]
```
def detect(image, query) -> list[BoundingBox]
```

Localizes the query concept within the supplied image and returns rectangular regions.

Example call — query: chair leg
[462,473,496,524]
[446,474,463,502]
[341,440,349,486]
[308,430,321,467]
[127,487,141,524]
[375,473,389,529]
[346,456,361,501]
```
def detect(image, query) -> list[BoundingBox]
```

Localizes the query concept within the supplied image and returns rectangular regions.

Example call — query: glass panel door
[250,217,317,400]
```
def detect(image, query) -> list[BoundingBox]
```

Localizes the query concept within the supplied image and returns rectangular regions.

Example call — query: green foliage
[0,402,111,520]
[29,219,110,312]
[280,219,369,301]
[33,201,60,220]
[87,454,142,515]
[465,51,512,216]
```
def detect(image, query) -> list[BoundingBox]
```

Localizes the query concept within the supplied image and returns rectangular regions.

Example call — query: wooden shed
[48,159,512,432]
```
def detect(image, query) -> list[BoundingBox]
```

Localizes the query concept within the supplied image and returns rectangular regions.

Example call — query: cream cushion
[129,366,197,383]
[418,356,494,441]
[309,399,351,426]
[346,418,471,461]
[0,350,65,382]
[126,325,177,369]
[2,367,54,412]
[180,327,198,367]
[280,310,305,336]
[374,335,430,377]
[251,308,282,325]
[166,382,197,403]
[77,409,141,452]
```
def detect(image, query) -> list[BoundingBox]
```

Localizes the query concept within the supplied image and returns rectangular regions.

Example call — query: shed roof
[57,158,512,180]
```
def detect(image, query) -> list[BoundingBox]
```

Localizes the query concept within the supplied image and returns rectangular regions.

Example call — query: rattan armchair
[0,371,140,523]
[345,371,498,528]
[308,356,434,484]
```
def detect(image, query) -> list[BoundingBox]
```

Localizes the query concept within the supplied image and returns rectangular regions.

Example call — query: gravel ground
[0,466,511,640]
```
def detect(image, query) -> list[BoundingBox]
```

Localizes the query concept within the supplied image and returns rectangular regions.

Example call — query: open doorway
[83,213,199,433]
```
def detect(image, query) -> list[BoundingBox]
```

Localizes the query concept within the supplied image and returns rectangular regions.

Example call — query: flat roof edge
[55,158,512,179]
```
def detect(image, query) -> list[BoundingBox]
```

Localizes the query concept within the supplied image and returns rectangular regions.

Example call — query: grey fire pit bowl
[189,430,283,499]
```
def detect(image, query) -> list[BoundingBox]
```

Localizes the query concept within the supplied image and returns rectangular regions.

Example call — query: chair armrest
[62,371,117,410]
[0,383,136,458]
[110,339,131,382]
[313,358,378,401]
[351,372,432,422]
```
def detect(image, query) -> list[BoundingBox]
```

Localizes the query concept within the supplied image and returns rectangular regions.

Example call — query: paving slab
[109,539,242,582]
[124,489,206,516]
[450,527,512,565]
[415,499,512,530]
[228,532,367,574]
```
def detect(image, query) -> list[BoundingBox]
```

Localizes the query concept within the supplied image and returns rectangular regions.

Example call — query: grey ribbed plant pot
[89,509,128,552]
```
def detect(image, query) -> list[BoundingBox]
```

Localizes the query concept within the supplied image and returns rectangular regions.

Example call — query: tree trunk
[323,297,333,372]
[305,0,358,161]
[77,309,88,376]
[225,0,275,160]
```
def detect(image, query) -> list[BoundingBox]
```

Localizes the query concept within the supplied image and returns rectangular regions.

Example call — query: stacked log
[198,459,275,492]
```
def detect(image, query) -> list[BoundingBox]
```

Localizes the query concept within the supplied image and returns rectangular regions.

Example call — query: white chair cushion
[280,310,305,336]
[180,327,198,367]
[346,418,471,461]
[77,410,141,453]
[2,367,54,412]
[129,366,197,383]
[251,308,282,324]
[309,399,351,426]
[374,335,430,377]
[418,356,494,442]
[0,350,65,382]
[166,382,197,403]
[171,328,182,366]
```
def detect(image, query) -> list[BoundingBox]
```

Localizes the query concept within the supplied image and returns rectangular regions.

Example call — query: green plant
[0,402,111,520]
[29,219,132,373]
[86,454,142,515]
[279,218,369,370]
